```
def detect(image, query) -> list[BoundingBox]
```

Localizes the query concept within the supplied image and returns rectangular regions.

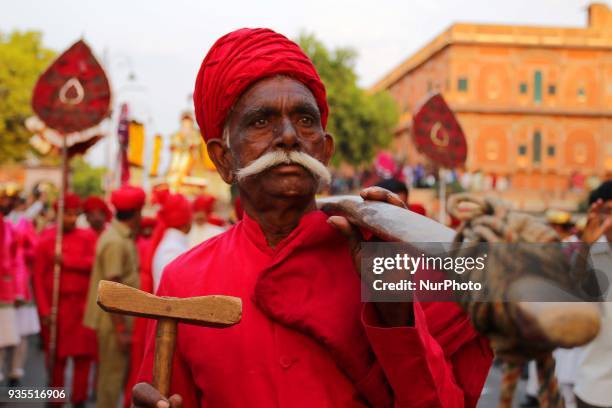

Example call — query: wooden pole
[438,168,446,224]
[48,135,68,382]
[152,318,178,397]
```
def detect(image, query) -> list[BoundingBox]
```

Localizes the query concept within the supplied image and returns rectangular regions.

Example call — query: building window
[548,85,556,95]
[547,145,556,157]
[458,78,468,92]
[518,145,527,156]
[533,131,542,163]
[577,87,586,101]
[486,140,500,161]
[519,83,528,94]
[534,71,542,103]
[487,76,501,100]
[575,144,587,164]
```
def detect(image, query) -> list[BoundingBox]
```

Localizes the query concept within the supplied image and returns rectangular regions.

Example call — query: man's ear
[322,133,334,166]
[207,139,235,184]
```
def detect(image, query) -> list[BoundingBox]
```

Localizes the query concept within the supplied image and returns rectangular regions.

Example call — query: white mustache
[235,150,331,187]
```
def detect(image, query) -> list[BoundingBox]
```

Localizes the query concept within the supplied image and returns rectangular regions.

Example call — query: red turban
[151,184,170,206]
[158,194,192,229]
[408,203,427,217]
[111,186,146,211]
[54,192,81,212]
[193,28,328,141]
[83,196,112,221]
[140,216,157,230]
[144,194,193,290]
[192,195,216,214]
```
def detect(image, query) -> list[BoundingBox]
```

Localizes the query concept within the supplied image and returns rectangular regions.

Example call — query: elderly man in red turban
[188,194,224,248]
[134,28,492,407]
[33,193,97,407]
[83,196,112,236]
[84,185,145,408]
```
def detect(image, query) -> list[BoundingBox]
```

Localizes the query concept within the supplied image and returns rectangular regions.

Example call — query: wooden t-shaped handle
[97,280,242,397]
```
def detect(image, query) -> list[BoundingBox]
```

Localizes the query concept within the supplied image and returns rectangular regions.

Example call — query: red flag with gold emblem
[31,40,111,133]
[412,93,467,168]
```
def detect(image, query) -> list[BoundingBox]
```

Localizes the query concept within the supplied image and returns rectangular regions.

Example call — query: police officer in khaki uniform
[84,186,145,408]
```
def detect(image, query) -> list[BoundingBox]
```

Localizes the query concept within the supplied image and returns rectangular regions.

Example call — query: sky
[2,0,609,168]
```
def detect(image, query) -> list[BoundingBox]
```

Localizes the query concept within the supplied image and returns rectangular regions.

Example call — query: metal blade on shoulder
[317,195,455,244]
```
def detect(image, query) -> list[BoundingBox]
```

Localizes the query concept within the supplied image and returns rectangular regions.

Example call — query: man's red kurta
[138,210,492,407]
[11,217,38,303]
[33,226,98,358]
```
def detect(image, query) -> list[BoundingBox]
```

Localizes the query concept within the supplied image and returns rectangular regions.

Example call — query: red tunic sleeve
[137,279,200,407]
[362,301,493,408]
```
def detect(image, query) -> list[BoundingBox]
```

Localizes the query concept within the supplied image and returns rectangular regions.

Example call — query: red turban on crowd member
[83,196,112,221]
[110,186,146,212]
[151,183,170,206]
[140,216,157,230]
[53,192,82,212]
[192,195,216,214]
[449,214,462,229]
[193,28,328,141]
[408,203,427,217]
[157,194,192,229]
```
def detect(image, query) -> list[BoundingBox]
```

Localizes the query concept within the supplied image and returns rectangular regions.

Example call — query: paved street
[8,336,97,407]
[10,335,529,407]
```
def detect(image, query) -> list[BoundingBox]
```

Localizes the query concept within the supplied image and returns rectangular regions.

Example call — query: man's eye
[253,118,268,128]
[298,116,313,126]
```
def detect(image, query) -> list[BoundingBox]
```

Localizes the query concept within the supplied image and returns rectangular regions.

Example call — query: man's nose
[274,117,300,150]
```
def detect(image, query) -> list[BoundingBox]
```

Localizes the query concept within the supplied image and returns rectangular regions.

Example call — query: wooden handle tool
[97,280,242,396]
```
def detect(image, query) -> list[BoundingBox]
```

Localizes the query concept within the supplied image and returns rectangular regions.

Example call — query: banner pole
[438,167,446,224]
[49,135,68,382]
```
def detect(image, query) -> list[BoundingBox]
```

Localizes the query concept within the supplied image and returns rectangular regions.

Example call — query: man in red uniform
[33,193,97,407]
[83,195,112,236]
[134,28,493,407]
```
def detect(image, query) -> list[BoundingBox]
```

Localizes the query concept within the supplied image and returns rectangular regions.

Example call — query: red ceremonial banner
[31,40,111,134]
[412,93,467,168]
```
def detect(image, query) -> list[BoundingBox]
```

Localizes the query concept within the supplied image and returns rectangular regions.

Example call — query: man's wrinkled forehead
[228,76,320,122]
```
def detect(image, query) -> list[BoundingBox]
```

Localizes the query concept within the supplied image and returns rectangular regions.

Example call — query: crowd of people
[0,183,229,407]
